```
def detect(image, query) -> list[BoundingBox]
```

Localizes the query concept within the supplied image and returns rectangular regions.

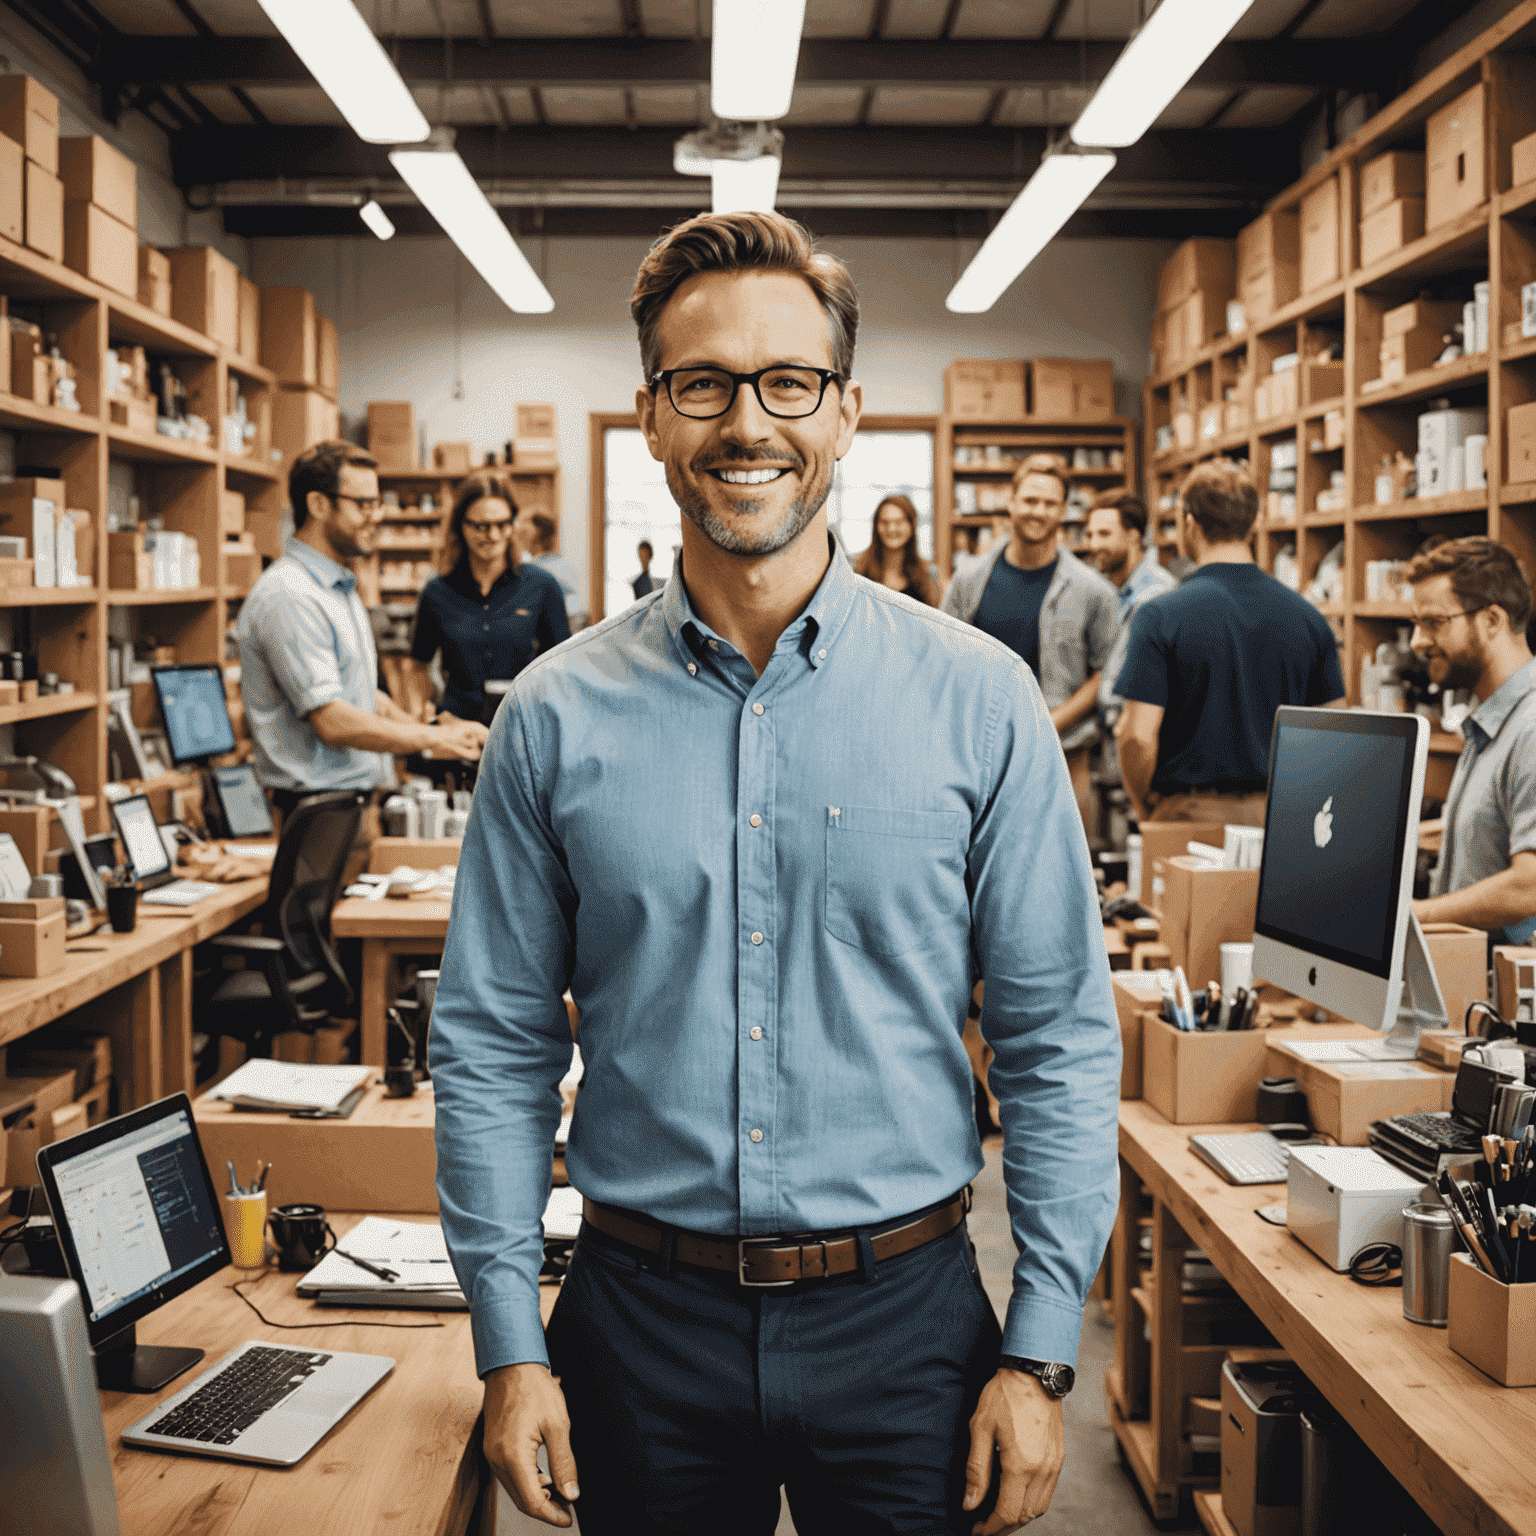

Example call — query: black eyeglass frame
[649,365,847,421]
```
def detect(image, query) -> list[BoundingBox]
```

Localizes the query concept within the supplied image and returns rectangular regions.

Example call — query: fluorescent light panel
[946,151,1115,314]
[359,199,395,239]
[1070,0,1258,148]
[388,148,553,313]
[712,0,806,121]
[711,156,781,214]
[257,0,430,144]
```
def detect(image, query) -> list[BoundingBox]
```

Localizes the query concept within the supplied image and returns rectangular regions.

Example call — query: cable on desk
[229,1281,444,1329]
[1347,1242,1402,1287]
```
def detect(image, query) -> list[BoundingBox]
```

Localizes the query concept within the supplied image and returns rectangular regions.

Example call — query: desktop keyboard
[143,1346,332,1446]
[1189,1131,1293,1186]
[1377,1111,1483,1153]
[142,879,223,907]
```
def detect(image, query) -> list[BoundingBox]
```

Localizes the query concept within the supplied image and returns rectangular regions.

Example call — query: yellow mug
[225,1190,269,1269]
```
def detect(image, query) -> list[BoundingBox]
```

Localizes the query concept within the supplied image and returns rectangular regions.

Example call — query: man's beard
[1435,643,1486,692]
[667,447,829,557]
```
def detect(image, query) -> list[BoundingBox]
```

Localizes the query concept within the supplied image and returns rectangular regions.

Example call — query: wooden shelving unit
[934,415,1137,579]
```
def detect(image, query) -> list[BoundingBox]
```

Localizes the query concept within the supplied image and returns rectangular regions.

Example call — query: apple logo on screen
[1313,796,1334,849]
[1308,966,1318,987]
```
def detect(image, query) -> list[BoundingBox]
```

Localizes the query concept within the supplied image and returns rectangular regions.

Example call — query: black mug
[268,1203,337,1272]
[106,884,139,933]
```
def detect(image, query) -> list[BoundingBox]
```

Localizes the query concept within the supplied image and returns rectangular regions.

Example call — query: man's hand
[963,1368,1066,1534]
[427,717,490,760]
[483,1363,580,1528]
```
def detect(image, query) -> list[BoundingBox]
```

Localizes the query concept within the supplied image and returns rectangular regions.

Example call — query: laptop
[109,793,222,907]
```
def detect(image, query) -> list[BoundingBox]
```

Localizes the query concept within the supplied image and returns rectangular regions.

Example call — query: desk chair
[194,791,367,1071]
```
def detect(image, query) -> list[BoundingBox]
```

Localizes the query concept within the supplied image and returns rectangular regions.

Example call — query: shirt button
[687,663,697,675]
[709,639,719,649]
[750,1027,763,1040]
[750,931,764,945]
[752,702,764,715]
[749,1128,764,1143]
[818,648,827,659]
[749,814,762,828]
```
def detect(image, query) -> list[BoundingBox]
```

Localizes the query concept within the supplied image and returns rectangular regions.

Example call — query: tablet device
[209,764,275,838]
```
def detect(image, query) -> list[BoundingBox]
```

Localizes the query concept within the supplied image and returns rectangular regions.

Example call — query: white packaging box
[1287,1145,1422,1272]
[1524,280,1536,338]
[54,510,76,586]
[1465,433,1487,489]
[1418,406,1488,469]
[1475,280,1489,353]
[27,498,55,586]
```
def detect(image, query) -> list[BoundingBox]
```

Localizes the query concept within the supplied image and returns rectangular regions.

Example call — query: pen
[226,1160,239,1196]
[334,1248,399,1283]
[256,1161,271,1192]
[1478,1185,1511,1281]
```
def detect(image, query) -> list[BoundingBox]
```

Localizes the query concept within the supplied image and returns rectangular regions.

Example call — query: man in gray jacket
[943,452,1119,832]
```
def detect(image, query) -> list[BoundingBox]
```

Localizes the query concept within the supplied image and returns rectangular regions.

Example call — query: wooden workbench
[330,892,451,1068]
[1111,1098,1536,1536]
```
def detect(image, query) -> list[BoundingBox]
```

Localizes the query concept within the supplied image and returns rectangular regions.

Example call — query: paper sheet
[204,1059,372,1111]
[300,1217,461,1294]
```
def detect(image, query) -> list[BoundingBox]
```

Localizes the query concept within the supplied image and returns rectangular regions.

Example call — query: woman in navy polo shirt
[405,473,570,724]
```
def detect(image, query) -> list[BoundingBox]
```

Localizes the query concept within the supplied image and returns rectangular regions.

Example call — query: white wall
[249,231,1172,612]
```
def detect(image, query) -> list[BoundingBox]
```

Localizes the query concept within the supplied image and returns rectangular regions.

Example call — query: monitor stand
[93,1322,203,1394]
[1353,911,1451,1061]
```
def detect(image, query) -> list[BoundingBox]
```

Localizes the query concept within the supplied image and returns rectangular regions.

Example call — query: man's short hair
[289,440,377,531]
[1009,452,1069,501]
[1179,459,1258,543]
[1404,535,1533,632]
[1090,486,1148,539]
[631,211,859,382]
[530,512,558,551]
[638,540,653,555]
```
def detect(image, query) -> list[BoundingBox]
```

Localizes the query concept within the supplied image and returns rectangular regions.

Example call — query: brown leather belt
[580,1191,970,1288]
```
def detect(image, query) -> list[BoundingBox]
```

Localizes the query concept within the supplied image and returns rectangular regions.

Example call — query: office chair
[194,791,367,1069]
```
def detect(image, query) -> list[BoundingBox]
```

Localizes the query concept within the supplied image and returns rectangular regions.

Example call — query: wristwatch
[999,1356,1076,1399]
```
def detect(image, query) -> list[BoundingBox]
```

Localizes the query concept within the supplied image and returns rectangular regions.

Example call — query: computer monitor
[208,763,274,838]
[1252,707,1448,1058]
[34,1093,229,1392]
[150,664,236,766]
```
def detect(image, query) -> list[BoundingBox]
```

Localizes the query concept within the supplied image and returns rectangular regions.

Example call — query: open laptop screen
[111,794,173,882]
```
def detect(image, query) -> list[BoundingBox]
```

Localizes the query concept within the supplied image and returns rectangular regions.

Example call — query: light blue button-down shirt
[430,540,1121,1377]
[235,537,389,792]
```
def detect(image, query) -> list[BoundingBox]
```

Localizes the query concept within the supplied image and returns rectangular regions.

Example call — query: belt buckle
[737,1237,797,1288]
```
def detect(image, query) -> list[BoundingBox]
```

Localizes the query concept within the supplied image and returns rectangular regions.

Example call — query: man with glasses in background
[238,439,487,818]
[1406,536,1536,945]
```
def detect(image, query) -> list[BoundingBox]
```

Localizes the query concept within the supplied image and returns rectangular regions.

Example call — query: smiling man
[429,212,1120,1536]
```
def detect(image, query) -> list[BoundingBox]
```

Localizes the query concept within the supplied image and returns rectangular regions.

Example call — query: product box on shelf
[222,541,262,589]
[1509,401,1536,484]
[1031,358,1114,420]
[0,479,62,587]
[368,401,417,469]
[63,200,135,296]
[1156,237,1234,315]
[1173,410,1196,449]
[1304,361,1343,403]
[237,276,260,363]
[1514,129,1536,189]
[137,244,170,313]
[0,76,58,174]
[108,529,152,590]
[1180,290,1225,355]
[23,158,61,262]
[1359,150,1425,215]
[1198,403,1223,441]
[0,134,20,243]
[317,313,339,399]
[1383,298,1461,339]
[944,360,1026,422]
[432,441,473,474]
[220,488,246,536]
[58,135,135,228]
[261,286,316,385]
[1299,175,1340,293]
[513,401,558,467]
[273,387,340,471]
[108,397,155,433]
[1379,329,1442,381]
[1359,197,1425,266]
[1237,209,1298,321]
[1426,82,1486,230]
[1225,399,1249,434]
[171,246,239,348]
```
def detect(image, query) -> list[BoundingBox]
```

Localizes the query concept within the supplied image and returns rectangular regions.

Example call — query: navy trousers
[544,1215,1003,1535]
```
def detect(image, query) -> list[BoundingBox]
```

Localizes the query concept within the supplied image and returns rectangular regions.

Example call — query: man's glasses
[464,520,513,537]
[334,494,382,514]
[1412,606,1487,639]
[651,365,844,421]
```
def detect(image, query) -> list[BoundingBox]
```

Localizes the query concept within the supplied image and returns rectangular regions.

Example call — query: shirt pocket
[824,804,968,958]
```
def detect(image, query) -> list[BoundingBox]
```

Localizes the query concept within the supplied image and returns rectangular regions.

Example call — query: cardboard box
[1426,82,1485,231]
[1421,922,1486,1035]
[58,135,135,228]
[1181,290,1226,355]
[1262,1041,1454,1145]
[1304,362,1343,404]
[1031,358,1114,420]
[1141,821,1228,907]
[1299,176,1340,293]
[138,243,170,313]
[1359,197,1425,267]
[1112,972,1164,1098]
[272,386,340,471]
[368,401,417,469]
[6,1029,109,1099]
[432,441,473,474]
[1508,400,1536,484]
[68,508,93,586]
[220,488,246,536]
[0,806,50,874]
[944,360,1026,422]
[0,132,20,242]
[0,478,62,586]
[109,396,156,434]
[246,507,284,561]
[1447,1253,1536,1386]
[1382,298,1461,339]
[237,275,260,363]
[1173,410,1196,449]
[63,200,136,296]
[108,529,153,591]
[223,546,262,589]
[1493,945,1535,1021]
[1379,329,1442,380]
[261,286,316,385]
[0,559,31,590]
[317,313,339,399]
[0,909,65,976]
[1141,1012,1275,1124]
[1157,237,1234,314]
[23,158,61,261]
[1224,400,1249,435]
[1160,857,1260,992]
[1514,129,1536,189]
[170,246,240,348]
[1237,209,1298,321]
[1360,150,1426,216]
[0,76,58,174]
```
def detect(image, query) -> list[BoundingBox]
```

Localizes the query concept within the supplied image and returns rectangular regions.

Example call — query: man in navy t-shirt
[1115,458,1345,826]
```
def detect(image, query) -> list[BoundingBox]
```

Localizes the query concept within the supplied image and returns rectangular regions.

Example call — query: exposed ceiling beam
[102,35,1380,93]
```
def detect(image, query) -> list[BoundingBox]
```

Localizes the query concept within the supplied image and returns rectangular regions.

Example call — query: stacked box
[944,361,1025,422]
[59,135,137,296]
[1154,238,1234,373]
[1238,210,1299,323]
[317,314,339,399]
[1426,82,1486,230]
[0,77,61,261]
[138,245,171,313]
[368,401,417,469]
[273,388,340,476]
[1300,175,1340,293]
[170,246,240,348]
[514,402,559,466]
[1031,359,1114,420]
[237,276,261,363]
[262,287,317,385]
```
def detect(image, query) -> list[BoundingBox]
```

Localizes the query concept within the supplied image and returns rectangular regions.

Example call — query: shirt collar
[1462,656,1536,746]
[660,534,858,675]
[445,558,518,600]
[285,535,357,595]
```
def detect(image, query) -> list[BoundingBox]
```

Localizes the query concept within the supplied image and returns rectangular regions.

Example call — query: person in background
[1114,458,1345,828]
[517,508,578,611]
[851,493,939,605]
[403,472,569,726]
[942,451,1120,832]
[1407,537,1536,944]
[237,440,487,819]
[632,540,656,599]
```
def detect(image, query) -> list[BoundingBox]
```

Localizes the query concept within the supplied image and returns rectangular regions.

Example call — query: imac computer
[1251,707,1449,1060]
[33,1093,229,1392]
[150,664,272,838]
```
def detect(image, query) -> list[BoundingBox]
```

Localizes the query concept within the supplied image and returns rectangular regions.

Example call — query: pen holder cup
[1139,1012,1273,1123]
[269,1203,337,1273]
[106,884,138,934]
[1447,1252,1536,1384]
[224,1191,268,1269]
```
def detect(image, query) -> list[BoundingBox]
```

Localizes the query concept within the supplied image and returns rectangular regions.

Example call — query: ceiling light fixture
[1069,0,1258,148]
[256,0,430,144]
[359,199,395,239]
[389,133,553,313]
[712,155,781,214]
[946,148,1116,313]
[711,0,807,121]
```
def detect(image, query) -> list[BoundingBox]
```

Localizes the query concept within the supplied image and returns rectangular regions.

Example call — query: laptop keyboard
[1385,1111,1484,1152]
[142,879,222,906]
[144,1347,332,1445]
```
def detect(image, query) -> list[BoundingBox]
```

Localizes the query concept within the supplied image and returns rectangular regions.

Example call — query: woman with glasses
[403,472,570,724]
[851,494,939,606]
